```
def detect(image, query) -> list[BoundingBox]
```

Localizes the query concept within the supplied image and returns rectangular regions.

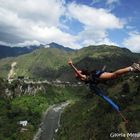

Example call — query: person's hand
[68,58,73,65]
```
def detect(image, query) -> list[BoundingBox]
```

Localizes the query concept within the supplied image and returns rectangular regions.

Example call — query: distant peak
[47,42,74,52]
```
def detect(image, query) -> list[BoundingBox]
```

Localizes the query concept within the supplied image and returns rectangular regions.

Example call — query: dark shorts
[93,70,105,78]
[88,70,105,92]
[87,70,105,85]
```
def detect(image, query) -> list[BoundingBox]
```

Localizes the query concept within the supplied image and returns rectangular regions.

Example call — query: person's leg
[99,67,132,79]
[99,62,140,80]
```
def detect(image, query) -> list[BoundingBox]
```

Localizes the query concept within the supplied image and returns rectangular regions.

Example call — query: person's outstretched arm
[68,58,85,78]
[68,58,79,72]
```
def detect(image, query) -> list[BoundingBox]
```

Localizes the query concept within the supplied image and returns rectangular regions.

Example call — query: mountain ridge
[0,42,74,59]
[47,42,74,52]
[0,44,40,59]
[0,44,139,81]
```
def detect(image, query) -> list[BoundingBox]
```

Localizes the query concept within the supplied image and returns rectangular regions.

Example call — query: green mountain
[0,44,40,59]
[55,75,140,140]
[0,44,139,81]
[48,42,74,52]
[0,43,140,140]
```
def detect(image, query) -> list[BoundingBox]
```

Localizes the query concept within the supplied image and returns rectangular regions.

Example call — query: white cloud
[0,0,124,49]
[106,0,120,5]
[0,0,81,48]
[79,28,118,46]
[0,41,11,46]
[91,0,101,5]
[91,0,120,5]
[13,40,41,47]
[125,26,136,30]
[67,3,123,46]
[81,38,118,46]
[0,40,41,47]
[31,25,81,48]
[0,1,64,37]
[106,0,120,11]
[123,31,140,52]
[0,0,65,26]
[78,27,106,45]
[67,3,123,30]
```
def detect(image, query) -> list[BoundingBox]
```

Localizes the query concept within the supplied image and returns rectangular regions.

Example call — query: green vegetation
[0,45,140,140]
[55,75,140,140]
[0,79,87,140]
[0,45,139,80]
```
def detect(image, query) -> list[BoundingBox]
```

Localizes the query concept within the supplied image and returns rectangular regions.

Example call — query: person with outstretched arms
[68,58,140,84]
[68,58,140,123]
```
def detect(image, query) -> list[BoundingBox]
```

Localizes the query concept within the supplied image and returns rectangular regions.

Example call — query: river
[33,102,69,140]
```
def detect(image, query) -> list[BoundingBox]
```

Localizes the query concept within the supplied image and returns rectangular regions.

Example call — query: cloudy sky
[0,0,140,52]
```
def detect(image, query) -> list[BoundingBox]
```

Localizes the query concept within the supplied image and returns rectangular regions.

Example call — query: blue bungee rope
[91,84,128,123]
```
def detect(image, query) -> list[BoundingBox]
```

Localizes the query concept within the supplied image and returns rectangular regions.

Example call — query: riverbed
[34,102,69,140]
